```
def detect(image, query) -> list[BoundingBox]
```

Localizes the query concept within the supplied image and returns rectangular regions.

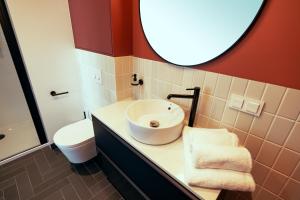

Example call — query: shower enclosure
[0,2,47,161]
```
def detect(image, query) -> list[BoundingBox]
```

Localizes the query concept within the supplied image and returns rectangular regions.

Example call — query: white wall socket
[229,94,264,117]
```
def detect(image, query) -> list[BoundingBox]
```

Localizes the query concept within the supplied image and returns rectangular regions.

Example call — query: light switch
[93,69,102,85]
[245,101,260,113]
[229,94,244,109]
[228,94,264,117]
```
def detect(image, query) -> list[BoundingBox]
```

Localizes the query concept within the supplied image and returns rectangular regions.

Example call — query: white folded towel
[183,126,240,152]
[185,167,256,192]
[183,127,255,192]
[191,144,252,173]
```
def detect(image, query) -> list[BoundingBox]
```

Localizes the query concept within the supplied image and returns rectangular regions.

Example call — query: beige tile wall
[78,52,299,199]
[130,57,300,200]
[115,56,133,100]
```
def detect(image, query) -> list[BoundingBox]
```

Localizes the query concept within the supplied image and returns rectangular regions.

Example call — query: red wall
[68,0,132,56]
[68,0,300,89]
[132,0,300,90]
[111,0,132,56]
[68,0,113,55]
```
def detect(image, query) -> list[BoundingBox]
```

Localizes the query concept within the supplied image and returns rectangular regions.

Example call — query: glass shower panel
[0,24,40,160]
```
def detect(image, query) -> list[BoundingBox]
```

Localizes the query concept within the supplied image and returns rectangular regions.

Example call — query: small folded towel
[191,144,252,173]
[182,126,240,153]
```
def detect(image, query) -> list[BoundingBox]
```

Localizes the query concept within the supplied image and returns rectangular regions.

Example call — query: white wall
[6,0,84,142]
[0,26,31,127]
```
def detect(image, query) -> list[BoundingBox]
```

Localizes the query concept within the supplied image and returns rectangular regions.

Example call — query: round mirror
[140,0,265,66]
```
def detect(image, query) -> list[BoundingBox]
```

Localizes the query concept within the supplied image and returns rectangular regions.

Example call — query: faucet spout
[167,87,200,127]
[167,94,194,99]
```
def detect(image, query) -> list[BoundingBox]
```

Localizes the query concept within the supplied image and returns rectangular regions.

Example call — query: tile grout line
[13,176,21,200]
[270,121,297,172]
[278,177,289,197]
[204,73,221,127]
[193,71,209,126]
[246,82,268,137]
[263,87,288,142]
[254,87,289,165]
[67,175,84,200]
[267,88,298,171]
[92,182,112,199]
[288,161,300,183]
[297,112,300,122]
[244,131,300,155]
[25,170,35,199]
[68,176,82,200]
[255,158,300,183]
[60,189,66,200]
[286,166,300,192]
[235,80,251,145]
[281,121,297,150]
[42,148,53,170]
[219,75,235,127]
[275,121,300,197]
[259,185,285,200]
[82,165,98,196]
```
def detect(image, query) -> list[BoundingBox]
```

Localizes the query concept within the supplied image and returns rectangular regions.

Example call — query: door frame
[0,1,48,144]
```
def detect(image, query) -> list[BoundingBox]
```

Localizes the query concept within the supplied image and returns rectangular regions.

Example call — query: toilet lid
[53,119,94,147]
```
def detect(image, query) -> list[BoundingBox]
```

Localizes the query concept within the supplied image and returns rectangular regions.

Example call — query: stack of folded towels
[183,126,255,192]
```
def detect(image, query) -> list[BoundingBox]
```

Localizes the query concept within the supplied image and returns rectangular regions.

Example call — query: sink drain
[0,134,5,141]
[150,120,160,128]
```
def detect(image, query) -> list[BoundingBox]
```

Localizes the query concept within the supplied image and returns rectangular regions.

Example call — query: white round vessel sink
[126,99,185,145]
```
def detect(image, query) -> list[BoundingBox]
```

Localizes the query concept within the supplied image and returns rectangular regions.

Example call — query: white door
[6,0,84,143]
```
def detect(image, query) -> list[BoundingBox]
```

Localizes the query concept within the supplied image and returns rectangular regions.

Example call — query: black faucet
[167,87,200,127]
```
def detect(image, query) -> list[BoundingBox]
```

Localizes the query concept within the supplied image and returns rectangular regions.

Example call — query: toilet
[53,119,97,163]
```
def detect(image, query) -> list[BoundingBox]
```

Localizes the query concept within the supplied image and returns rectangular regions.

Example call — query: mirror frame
[139,0,266,67]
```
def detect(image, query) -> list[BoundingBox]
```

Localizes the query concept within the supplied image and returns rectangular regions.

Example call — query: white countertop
[92,100,221,200]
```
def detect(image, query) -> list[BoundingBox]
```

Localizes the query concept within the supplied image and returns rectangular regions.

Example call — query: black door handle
[50,90,69,96]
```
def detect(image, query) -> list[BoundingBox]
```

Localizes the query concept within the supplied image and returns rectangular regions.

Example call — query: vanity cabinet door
[92,116,200,200]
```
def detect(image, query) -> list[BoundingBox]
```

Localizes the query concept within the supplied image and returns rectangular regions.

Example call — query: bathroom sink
[125,99,185,145]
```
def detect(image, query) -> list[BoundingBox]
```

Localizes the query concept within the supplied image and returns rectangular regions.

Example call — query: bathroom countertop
[92,100,221,200]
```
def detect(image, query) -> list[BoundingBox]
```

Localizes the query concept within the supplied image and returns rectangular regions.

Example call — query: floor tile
[0,146,122,200]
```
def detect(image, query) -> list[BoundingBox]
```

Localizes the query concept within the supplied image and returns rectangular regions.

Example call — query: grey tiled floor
[0,146,123,200]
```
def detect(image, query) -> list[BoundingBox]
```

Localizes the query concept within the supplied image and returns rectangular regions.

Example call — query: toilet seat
[53,119,94,148]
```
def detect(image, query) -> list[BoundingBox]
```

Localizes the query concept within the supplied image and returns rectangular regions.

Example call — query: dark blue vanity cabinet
[92,116,209,200]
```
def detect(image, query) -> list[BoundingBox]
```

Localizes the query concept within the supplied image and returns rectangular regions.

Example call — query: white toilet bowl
[53,119,97,163]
